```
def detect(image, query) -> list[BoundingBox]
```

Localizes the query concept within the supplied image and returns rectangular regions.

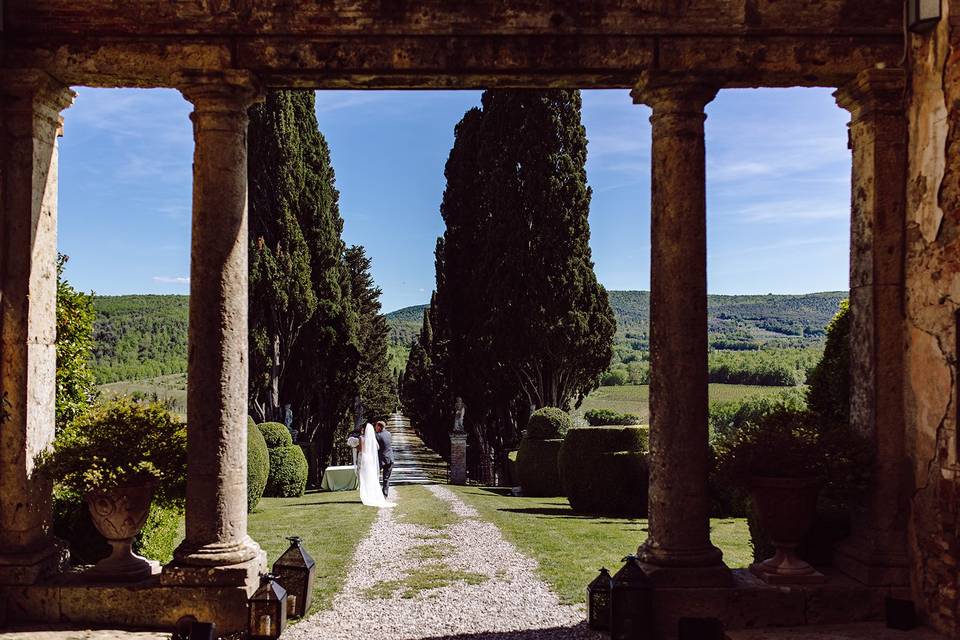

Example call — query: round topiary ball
[258,421,293,449]
[526,407,571,440]
[247,418,269,511]
[265,445,308,498]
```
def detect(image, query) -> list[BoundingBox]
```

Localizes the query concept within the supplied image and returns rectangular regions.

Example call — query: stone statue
[283,404,293,429]
[453,397,466,433]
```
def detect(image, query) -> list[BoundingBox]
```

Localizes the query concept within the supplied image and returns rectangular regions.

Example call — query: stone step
[725,622,945,640]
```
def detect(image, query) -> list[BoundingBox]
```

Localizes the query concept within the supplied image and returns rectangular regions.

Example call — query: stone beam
[6,35,901,90]
[4,0,901,38]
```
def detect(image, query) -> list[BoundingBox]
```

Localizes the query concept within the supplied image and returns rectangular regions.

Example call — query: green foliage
[40,398,186,508]
[258,421,293,449]
[516,438,564,497]
[266,445,309,497]
[583,408,642,426]
[56,254,96,431]
[600,369,628,386]
[558,426,649,516]
[713,409,871,502]
[526,407,571,440]
[346,245,397,421]
[708,388,807,441]
[248,418,269,511]
[52,489,183,565]
[90,295,189,383]
[806,300,851,427]
[248,90,360,472]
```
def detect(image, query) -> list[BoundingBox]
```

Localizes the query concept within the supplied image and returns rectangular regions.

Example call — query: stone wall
[905,0,960,635]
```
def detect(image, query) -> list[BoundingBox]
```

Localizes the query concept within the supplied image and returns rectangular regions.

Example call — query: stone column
[0,71,74,584]
[163,72,265,587]
[833,68,910,586]
[631,74,729,586]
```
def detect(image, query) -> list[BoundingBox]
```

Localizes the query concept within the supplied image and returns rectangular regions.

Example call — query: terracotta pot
[749,475,824,582]
[85,480,158,582]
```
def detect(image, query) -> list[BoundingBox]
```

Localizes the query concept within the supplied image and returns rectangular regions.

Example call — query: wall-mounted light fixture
[907,0,941,33]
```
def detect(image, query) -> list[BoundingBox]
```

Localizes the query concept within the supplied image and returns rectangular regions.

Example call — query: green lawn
[574,383,790,423]
[451,486,751,605]
[248,490,378,616]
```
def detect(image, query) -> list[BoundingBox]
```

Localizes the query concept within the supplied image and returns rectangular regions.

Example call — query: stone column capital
[630,72,720,114]
[0,70,75,129]
[175,70,263,130]
[834,67,906,122]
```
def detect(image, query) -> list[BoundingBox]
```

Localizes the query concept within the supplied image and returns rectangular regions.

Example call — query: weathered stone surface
[632,74,727,583]
[449,433,467,485]
[725,621,946,639]
[165,72,264,580]
[832,68,910,587]
[0,71,74,584]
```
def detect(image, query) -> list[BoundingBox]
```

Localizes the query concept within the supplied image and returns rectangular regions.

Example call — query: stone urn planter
[84,480,158,582]
[749,475,826,584]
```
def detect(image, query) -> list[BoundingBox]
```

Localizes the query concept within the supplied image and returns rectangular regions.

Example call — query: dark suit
[376,429,393,496]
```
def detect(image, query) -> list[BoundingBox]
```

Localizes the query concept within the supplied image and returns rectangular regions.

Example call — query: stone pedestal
[450,432,468,485]
[0,71,74,585]
[631,74,729,587]
[832,68,910,587]
[164,72,265,588]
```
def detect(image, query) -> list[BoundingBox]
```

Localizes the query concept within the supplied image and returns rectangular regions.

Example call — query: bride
[358,422,394,508]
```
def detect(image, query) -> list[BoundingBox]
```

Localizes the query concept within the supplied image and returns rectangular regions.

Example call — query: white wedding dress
[358,423,394,508]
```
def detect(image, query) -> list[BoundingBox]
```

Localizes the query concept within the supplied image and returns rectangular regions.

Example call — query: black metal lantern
[610,555,654,640]
[907,0,941,33]
[248,574,288,640]
[587,567,612,630]
[272,535,317,618]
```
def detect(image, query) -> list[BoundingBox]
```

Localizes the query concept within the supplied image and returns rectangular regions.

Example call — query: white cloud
[733,200,848,223]
[152,276,190,284]
[314,91,385,115]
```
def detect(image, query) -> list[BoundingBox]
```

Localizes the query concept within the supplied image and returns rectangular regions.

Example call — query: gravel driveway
[283,484,601,640]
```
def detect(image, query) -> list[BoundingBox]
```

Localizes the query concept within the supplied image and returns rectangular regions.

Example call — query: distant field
[574,383,791,423]
[98,373,187,417]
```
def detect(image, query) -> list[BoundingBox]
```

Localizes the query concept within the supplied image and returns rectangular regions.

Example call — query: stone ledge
[650,569,912,639]
[725,621,946,639]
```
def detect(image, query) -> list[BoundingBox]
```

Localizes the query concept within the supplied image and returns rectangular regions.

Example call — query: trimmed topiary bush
[266,445,309,497]
[259,421,293,449]
[248,417,269,511]
[584,408,642,426]
[559,426,649,516]
[516,439,564,497]
[527,407,571,440]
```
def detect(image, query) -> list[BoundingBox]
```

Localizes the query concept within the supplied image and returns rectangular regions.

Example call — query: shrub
[527,407,571,439]
[39,398,186,508]
[709,389,807,441]
[584,408,642,426]
[516,438,564,497]
[558,426,649,516]
[135,503,183,564]
[248,417,269,511]
[806,300,850,428]
[266,445,309,497]
[601,369,628,386]
[506,450,519,486]
[258,421,293,449]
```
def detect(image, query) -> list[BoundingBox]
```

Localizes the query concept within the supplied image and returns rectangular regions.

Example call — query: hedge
[259,421,293,449]
[584,409,642,426]
[266,445,309,497]
[559,426,649,516]
[506,450,519,486]
[516,439,564,497]
[527,407,571,440]
[248,417,269,511]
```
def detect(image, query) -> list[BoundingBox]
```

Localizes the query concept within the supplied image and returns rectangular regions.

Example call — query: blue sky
[58,87,850,313]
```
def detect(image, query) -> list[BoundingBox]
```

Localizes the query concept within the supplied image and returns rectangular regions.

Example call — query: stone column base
[0,541,66,585]
[161,547,266,591]
[637,559,733,588]
[833,540,909,586]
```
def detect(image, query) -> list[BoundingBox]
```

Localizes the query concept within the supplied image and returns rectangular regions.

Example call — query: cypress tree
[56,254,96,432]
[248,90,359,467]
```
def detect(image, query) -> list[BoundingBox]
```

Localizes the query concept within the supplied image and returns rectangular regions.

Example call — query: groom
[374,421,393,497]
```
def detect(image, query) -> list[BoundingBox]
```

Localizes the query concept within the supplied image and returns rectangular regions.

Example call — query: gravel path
[283,484,601,640]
